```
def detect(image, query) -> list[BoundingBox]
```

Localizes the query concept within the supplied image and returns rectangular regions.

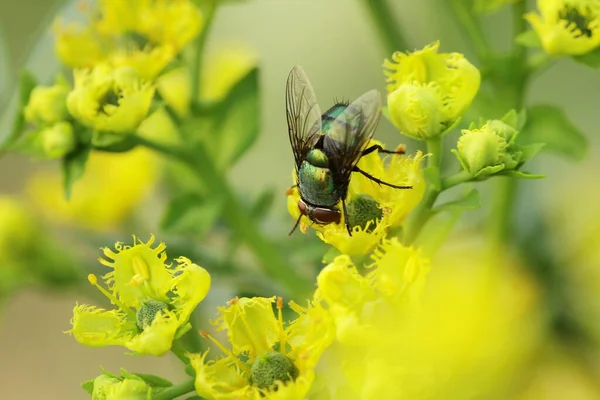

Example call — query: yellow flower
[318,237,543,400]
[53,21,107,69]
[201,45,258,102]
[69,235,211,356]
[24,82,69,125]
[111,44,176,81]
[67,65,155,134]
[383,42,480,139]
[26,147,157,231]
[156,67,192,117]
[190,296,334,399]
[95,0,203,51]
[525,0,600,55]
[286,141,425,256]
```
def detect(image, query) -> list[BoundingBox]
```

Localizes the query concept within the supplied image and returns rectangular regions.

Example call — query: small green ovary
[346,194,383,231]
[250,351,299,389]
[136,299,169,330]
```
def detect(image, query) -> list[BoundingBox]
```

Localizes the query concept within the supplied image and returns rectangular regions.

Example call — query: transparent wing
[286,66,323,170]
[323,89,382,185]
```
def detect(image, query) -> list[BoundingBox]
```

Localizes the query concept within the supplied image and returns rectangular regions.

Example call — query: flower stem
[136,137,312,298]
[486,1,529,249]
[170,339,190,365]
[441,170,472,190]
[153,379,196,400]
[447,0,490,62]
[402,137,443,245]
[362,0,409,53]
[191,0,217,106]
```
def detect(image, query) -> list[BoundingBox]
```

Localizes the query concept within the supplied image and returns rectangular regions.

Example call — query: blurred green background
[1,0,600,399]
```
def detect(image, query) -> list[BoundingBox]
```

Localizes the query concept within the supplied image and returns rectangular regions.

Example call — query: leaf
[1,70,37,150]
[422,166,441,191]
[251,187,276,219]
[62,146,90,200]
[132,373,173,388]
[161,192,222,235]
[433,188,481,213]
[574,47,600,69]
[520,143,545,162]
[503,170,546,179]
[520,105,588,161]
[92,131,138,152]
[516,30,542,48]
[81,380,94,395]
[208,68,260,169]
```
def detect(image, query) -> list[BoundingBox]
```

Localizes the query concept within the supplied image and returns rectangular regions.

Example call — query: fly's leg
[361,143,406,157]
[353,166,413,190]
[288,214,303,236]
[341,197,353,236]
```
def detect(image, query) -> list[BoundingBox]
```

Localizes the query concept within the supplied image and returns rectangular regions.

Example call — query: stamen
[129,255,149,286]
[87,274,137,320]
[239,311,269,353]
[277,297,286,354]
[200,331,251,375]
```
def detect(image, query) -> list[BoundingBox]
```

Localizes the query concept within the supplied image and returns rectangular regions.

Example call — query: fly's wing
[286,66,322,170]
[323,89,382,188]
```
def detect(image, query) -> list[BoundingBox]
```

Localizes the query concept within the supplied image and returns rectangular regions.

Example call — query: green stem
[191,0,217,106]
[402,137,443,244]
[362,0,409,53]
[153,379,196,400]
[170,340,190,365]
[487,1,529,248]
[448,0,490,62]
[441,170,472,190]
[137,137,312,298]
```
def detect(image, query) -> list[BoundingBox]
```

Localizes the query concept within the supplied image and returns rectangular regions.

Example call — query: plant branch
[362,0,409,53]
[153,379,196,400]
[448,0,490,62]
[136,136,312,298]
[191,0,217,106]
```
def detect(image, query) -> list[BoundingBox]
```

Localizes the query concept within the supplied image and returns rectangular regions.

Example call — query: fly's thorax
[298,160,339,207]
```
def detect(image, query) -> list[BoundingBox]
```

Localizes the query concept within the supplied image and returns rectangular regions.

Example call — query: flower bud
[24,83,69,125]
[453,124,507,177]
[387,82,447,139]
[384,42,480,140]
[39,122,76,159]
[250,351,299,389]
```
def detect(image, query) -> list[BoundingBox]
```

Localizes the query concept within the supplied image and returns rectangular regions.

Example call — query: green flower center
[346,194,383,231]
[98,89,120,114]
[250,351,299,390]
[136,299,169,330]
[559,6,594,38]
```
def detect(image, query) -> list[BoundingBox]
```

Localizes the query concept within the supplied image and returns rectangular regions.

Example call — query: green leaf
[2,70,37,150]
[81,380,94,395]
[573,47,600,69]
[251,187,276,219]
[322,247,341,264]
[161,192,222,235]
[521,105,588,161]
[206,68,260,169]
[92,131,138,152]
[422,166,441,191]
[133,373,173,388]
[501,109,518,128]
[520,143,545,162]
[516,30,542,48]
[62,146,90,200]
[502,170,546,179]
[433,188,481,213]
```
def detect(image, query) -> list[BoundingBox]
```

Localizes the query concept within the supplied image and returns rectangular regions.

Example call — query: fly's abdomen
[298,161,339,207]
